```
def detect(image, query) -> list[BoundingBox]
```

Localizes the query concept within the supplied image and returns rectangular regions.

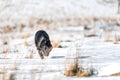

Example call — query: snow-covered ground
[1,27,120,80]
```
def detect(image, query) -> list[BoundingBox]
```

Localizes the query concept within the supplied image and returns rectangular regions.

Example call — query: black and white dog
[35,30,53,59]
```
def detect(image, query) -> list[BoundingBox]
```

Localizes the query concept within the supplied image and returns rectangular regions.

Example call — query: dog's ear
[44,46,53,56]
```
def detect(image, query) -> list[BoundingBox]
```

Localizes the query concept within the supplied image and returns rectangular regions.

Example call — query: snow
[98,63,120,76]
[1,33,120,79]
[1,26,120,80]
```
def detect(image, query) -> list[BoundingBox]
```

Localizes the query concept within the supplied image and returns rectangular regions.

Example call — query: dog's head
[35,30,53,59]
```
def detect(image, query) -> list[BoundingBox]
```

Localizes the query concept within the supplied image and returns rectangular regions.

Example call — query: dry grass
[64,70,76,76]
[68,63,78,71]
[76,70,90,77]
[64,63,78,76]
[111,72,120,76]
[64,61,91,77]
[51,39,61,48]
[23,41,29,46]
[1,17,120,34]
[104,31,112,42]
[64,41,94,77]
[0,71,5,74]
[64,63,91,77]
[52,42,60,48]
[3,26,14,33]
[113,32,119,44]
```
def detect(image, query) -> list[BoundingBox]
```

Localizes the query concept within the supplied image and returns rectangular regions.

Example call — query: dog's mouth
[43,46,53,56]
[38,45,53,59]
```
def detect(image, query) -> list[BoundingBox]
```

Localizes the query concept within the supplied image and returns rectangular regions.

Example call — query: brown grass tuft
[64,62,90,77]
[23,41,29,46]
[76,70,90,77]
[51,40,61,48]
[64,70,76,76]
[113,32,119,44]
[0,71,5,74]
[69,63,78,71]
[111,72,120,76]
[64,63,78,77]
[3,26,14,33]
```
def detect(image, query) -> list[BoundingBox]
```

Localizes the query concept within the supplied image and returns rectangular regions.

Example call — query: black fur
[35,30,53,59]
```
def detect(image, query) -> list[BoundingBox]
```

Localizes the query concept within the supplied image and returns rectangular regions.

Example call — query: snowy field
[0,0,120,80]
[1,27,120,80]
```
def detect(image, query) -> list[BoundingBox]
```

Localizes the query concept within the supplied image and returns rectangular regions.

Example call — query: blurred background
[0,0,120,32]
